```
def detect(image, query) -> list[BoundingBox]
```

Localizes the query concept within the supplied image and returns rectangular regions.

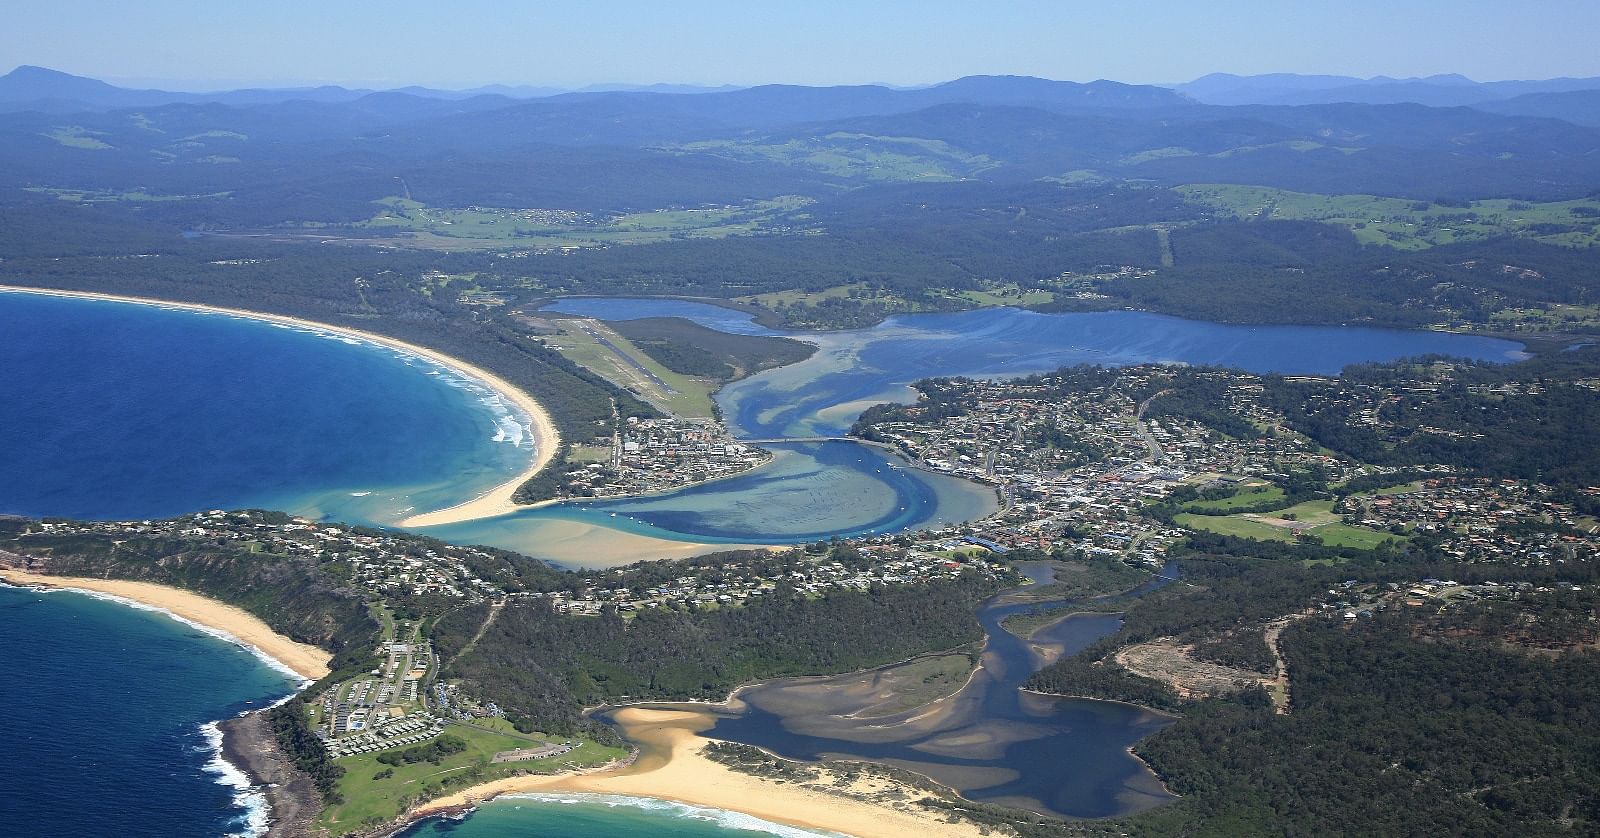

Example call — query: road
[1134,389,1174,463]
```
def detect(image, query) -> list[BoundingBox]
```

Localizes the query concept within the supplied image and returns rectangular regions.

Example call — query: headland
[0,566,330,680]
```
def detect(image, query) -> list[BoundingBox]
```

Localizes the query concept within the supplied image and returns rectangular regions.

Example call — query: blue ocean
[0,586,831,837]
[0,583,297,838]
[0,290,1530,835]
[0,291,840,837]
[0,290,533,525]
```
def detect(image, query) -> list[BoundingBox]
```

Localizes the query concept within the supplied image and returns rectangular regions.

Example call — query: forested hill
[432,574,999,736]
[7,66,1600,336]
[0,514,381,673]
[1264,347,1600,504]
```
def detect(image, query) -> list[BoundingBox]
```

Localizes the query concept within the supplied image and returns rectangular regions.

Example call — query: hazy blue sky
[7,0,1600,89]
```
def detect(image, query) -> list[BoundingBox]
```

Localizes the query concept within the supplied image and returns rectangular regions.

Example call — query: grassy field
[567,443,613,464]
[337,195,810,250]
[1176,498,1403,550]
[1309,524,1405,550]
[678,133,997,181]
[954,284,1057,307]
[1178,183,1600,249]
[1182,483,1286,512]
[41,126,112,149]
[320,720,624,835]
[27,186,231,202]
[1369,480,1424,496]
[1175,512,1296,542]
[1488,303,1600,334]
[543,318,718,417]
[736,282,887,308]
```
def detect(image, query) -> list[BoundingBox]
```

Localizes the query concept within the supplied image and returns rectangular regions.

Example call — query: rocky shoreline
[220,711,322,838]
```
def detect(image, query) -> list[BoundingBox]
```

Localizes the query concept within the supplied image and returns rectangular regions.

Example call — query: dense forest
[433,572,1003,736]
[1265,347,1600,500]
[1002,536,1600,837]
[1129,612,1600,836]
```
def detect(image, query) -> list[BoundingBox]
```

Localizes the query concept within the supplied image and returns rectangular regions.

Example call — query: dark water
[0,583,297,837]
[0,291,533,524]
[615,563,1181,820]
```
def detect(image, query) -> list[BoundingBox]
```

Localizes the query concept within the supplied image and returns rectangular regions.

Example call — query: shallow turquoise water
[0,290,1524,563]
[397,794,839,838]
[0,291,534,525]
[438,298,1524,561]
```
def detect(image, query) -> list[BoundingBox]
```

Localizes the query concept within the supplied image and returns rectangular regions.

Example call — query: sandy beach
[408,707,989,838]
[0,568,331,681]
[0,284,560,528]
[469,516,774,569]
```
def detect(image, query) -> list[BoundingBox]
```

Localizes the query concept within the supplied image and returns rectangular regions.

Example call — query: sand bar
[409,707,989,838]
[0,568,331,680]
[0,284,559,527]
[470,516,774,569]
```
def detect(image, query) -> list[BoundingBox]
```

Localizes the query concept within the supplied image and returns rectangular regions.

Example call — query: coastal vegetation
[270,700,348,803]
[317,721,622,834]
[0,514,382,670]
[434,567,1007,736]
[608,316,816,379]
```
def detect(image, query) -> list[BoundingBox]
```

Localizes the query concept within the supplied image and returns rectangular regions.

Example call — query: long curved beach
[0,567,331,681]
[0,284,560,527]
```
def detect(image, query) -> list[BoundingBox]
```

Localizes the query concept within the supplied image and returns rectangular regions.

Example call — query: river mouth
[429,300,1525,562]
[597,561,1182,820]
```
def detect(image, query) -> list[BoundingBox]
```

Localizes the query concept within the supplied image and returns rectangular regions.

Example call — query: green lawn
[1177,499,1404,550]
[320,723,624,835]
[1309,524,1404,550]
[1272,499,1342,525]
[1175,512,1295,542]
[1183,483,1285,512]
[567,443,613,464]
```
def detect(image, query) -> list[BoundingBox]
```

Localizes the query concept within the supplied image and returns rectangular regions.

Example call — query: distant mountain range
[5,62,1600,224]
[1174,72,1600,123]
[0,66,747,113]
[8,65,1600,128]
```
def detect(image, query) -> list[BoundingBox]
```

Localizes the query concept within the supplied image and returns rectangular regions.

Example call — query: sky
[5,0,1600,90]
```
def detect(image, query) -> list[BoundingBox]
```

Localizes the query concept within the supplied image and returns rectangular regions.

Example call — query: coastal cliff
[221,712,324,838]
